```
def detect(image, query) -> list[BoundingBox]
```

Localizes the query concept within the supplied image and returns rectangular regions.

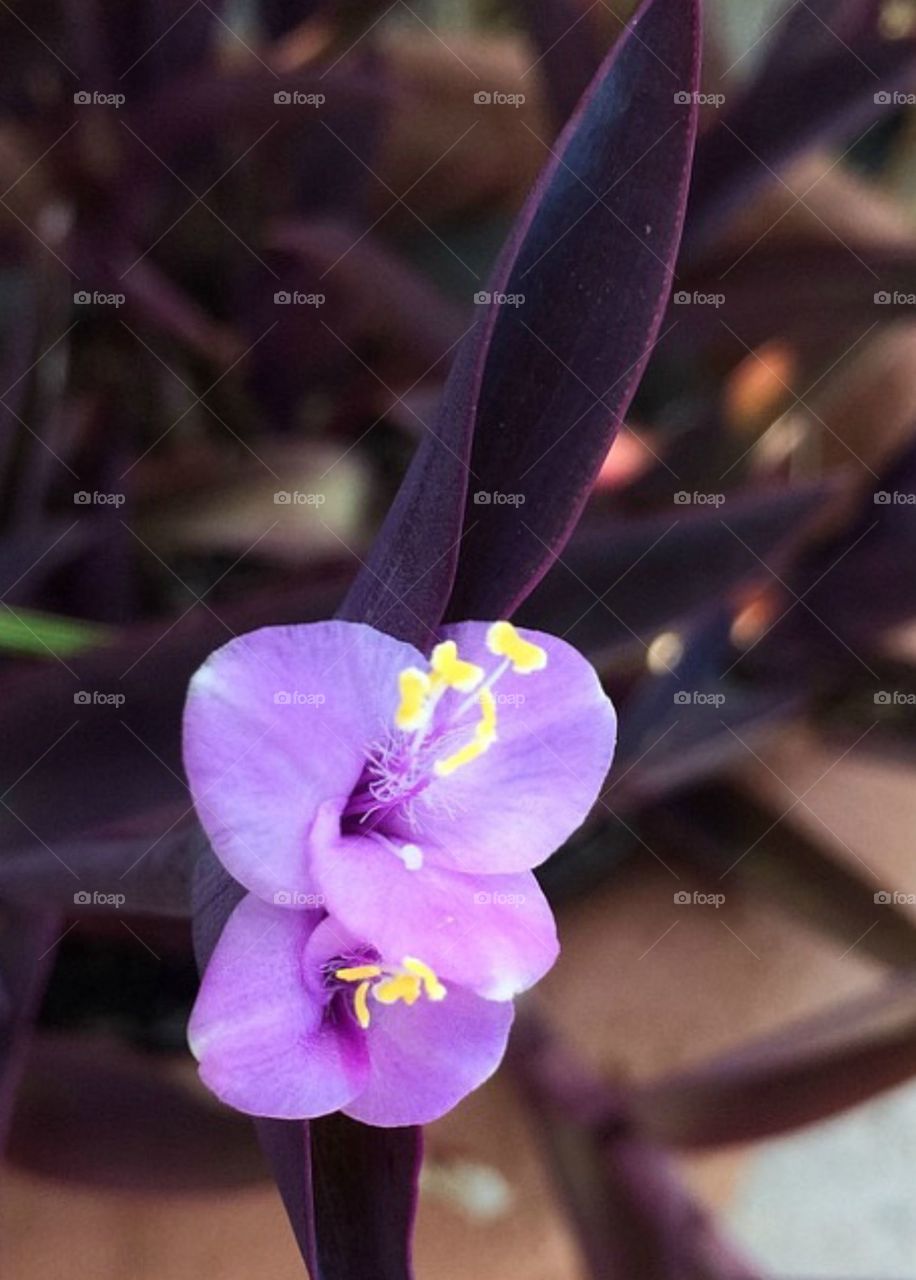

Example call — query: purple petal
[386,623,616,874]
[302,913,369,984]
[189,894,368,1119]
[343,984,514,1128]
[183,621,423,903]
[310,820,558,1000]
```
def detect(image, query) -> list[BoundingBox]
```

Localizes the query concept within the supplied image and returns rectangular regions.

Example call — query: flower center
[332,956,447,1029]
[342,622,547,858]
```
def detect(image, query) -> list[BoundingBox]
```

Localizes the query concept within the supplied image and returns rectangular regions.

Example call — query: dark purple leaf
[259,0,325,40]
[610,606,806,812]
[511,1016,763,1280]
[445,0,701,619]
[269,218,465,381]
[761,436,916,670]
[247,218,464,431]
[633,969,916,1148]
[0,571,346,853]
[674,243,916,353]
[0,522,99,603]
[122,260,243,365]
[687,0,916,253]
[106,0,224,96]
[129,68,384,162]
[337,311,488,647]
[643,781,916,967]
[519,482,831,662]
[0,908,61,1150]
[9,1033,267,1189]
[510,0,604,128]
[309,1114,421,1280]
[345,0,701,640]
[0,813,200,918]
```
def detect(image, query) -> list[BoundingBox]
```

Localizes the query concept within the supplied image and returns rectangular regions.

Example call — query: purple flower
[189,896,514,1125]
[184,619,615,1123]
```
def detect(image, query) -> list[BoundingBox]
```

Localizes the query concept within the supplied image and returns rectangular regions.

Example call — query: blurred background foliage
[5,0,916,1275]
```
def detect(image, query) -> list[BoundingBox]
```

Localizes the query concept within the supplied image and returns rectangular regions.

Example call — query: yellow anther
[430,641,484,693]
[374,974,421,1006]
[477,687,497,745]
[402,957,447,1001]
[335,964,382,982]
[353,980,372,1029]
[341,957,446,1028]
[434,688,498,777]
[486,621,548,674]
[395,667,431,730]
[434,739,484,777]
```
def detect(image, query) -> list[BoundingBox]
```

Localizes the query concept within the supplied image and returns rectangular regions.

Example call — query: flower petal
[189,894,369,1119]
[183,621,424,903]
[311,811,558,999]
[388,623,617,873]
[343,983,514,1127]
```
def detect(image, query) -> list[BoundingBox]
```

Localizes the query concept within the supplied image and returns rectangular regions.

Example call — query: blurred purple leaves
[5,0,916,1276]
[634,968,916,1149]
[512,1016,764,1280]
[687,0,916,253]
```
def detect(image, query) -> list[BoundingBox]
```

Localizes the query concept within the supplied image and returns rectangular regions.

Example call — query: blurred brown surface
[6,720,912,1278]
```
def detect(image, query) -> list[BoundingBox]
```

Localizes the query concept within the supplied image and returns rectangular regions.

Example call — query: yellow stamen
[434,687,498,777]
[402,957,447,1001]
[340,956,446,1028]
[335,964,383,982]
[486,621,547,674]
[477,687,497,745]
[374,974,421,1006]
[395,667,431,730]
[353,980,372,1029]
[430,640,484,692]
